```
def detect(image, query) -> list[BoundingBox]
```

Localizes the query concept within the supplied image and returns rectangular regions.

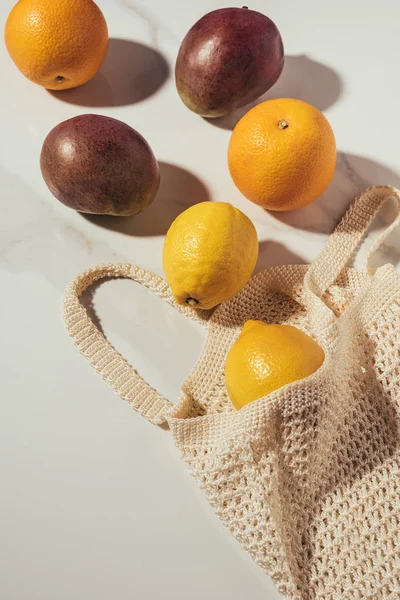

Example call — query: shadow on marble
[48,38,170,108]
[204,55,343,131]
[81,162,211,236]
[255,241,305,273]
[270,152,400,233]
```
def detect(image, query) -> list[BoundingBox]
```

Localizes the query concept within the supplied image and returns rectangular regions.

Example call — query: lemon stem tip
[186,298,200,307]
[278,120,289,129]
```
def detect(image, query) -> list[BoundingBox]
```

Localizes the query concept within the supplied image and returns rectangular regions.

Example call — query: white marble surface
[1,1,400,599]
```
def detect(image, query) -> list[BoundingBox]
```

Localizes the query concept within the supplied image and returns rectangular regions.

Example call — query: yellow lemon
[163,202,258,310]
[226,321,325,409]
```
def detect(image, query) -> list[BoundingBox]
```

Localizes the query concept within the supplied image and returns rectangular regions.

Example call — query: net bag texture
[63,186,400,599]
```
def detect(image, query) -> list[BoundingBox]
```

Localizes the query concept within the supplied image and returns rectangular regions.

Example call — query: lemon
[163,202,258,310]
[226,321,325,409]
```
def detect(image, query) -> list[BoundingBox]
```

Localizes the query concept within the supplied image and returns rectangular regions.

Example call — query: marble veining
[1,1,400,599]
[121,0,178,45]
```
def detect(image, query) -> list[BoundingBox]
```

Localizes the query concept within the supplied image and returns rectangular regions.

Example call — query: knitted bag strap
[63,263,209,426]
[305,185,400,300]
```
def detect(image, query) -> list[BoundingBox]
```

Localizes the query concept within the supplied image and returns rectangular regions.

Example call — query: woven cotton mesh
[168,263,400,599]
[64,186,400,599]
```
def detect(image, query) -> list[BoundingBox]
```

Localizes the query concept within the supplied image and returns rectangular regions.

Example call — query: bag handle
[63,263,209,426]
[304,185,400,299]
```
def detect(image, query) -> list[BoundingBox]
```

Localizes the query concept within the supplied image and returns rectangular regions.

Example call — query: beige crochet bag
[64,185,400,600]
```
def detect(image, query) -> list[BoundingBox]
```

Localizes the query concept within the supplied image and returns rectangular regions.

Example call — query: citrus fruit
[5,0,108,90]
[163,202,259,310]
[228,98,336,211]
[226,321,325,409]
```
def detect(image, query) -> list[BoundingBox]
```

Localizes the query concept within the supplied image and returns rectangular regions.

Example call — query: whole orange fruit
[5,0,108,90]
[228,98,336,211]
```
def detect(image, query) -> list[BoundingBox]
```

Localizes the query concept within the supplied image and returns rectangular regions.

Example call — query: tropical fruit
[175,7,284,117]
[40,115,160,216]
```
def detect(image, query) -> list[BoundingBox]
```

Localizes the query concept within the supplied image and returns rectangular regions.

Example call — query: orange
[5,0,108,90]
[228,98,336,211]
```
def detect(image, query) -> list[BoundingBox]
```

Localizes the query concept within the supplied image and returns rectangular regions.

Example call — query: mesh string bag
[64,186,400,599]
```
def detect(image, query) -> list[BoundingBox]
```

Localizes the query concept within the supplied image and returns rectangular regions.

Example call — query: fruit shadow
[255,241,306,273]
[81,162,211,236]
[48,38,170,107]
[204,54,343,131]
[269,152,400,236]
